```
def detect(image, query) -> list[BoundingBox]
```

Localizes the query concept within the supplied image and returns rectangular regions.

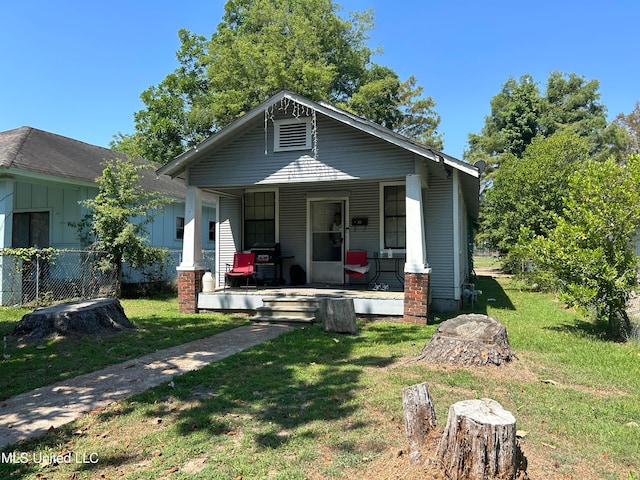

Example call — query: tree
[465,71,620,176]
[466,74,542,176]
[113,0,443,163]
[528,154,640,340]
[615,100,640,155]
[340,65,443,149]
[395,76,443,149]
[540,71,607,138]
[76,158,174,295]
[478,131,590,259]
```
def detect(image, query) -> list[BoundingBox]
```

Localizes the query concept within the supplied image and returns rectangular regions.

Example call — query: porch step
[251,296,320,324]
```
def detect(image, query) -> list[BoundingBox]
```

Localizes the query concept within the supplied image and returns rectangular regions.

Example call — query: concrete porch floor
[198,283,404,316]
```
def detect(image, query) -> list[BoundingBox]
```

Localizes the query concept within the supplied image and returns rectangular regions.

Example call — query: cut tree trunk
[322,298,357,334]
[402,382,437,465]
[13,298,134,342]
[414,313,516,366]
[436,398,528,480]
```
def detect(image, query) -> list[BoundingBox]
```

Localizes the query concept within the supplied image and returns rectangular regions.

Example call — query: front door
[309,200,345,284]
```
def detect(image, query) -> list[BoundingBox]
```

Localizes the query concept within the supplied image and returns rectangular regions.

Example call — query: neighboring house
[158,90,480,322]
[0,126,217,305]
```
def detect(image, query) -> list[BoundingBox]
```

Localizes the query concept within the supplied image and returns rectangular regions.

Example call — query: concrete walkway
[0,323,293,449]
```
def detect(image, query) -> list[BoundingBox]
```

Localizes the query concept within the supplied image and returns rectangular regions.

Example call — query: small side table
[368,251,405,286]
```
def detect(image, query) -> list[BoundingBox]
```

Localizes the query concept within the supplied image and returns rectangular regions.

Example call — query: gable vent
[274,118,311,152]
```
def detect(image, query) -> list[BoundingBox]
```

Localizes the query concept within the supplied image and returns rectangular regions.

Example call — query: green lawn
[0,296,250,400]
[1,281,639,479]
[473,253,501,269]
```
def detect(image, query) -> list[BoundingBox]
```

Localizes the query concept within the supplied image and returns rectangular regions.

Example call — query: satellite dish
[474,160,486,175]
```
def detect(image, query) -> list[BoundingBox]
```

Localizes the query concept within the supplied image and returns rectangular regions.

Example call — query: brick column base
[403,271,430,324]
[178,269,205,314]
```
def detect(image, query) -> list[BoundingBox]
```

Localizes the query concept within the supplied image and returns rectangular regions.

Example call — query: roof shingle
[0,126,189,199]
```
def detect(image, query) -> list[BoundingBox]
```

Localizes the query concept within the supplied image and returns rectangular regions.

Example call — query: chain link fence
[0,248,216,307]
[0,249,116,307]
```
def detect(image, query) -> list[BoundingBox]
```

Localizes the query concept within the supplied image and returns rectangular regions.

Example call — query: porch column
[403,174,431,324]
[177,185,205,313]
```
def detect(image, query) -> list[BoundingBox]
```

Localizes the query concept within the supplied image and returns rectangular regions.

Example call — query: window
[12,212,50,248]
[383,185,406,249]
[208,221,216,242]
[176,216,185,240]
[274,118,311,152]
[244,191,276,249]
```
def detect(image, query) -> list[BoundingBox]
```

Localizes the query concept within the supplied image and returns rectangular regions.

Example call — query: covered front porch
[176,171,434,323]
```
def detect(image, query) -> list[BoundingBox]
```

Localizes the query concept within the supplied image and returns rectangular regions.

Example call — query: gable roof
[0,126,190,200]
[156,90,480,218]
[157,90,480,179]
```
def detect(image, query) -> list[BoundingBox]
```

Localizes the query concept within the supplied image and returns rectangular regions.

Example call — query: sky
[1,0,638,161]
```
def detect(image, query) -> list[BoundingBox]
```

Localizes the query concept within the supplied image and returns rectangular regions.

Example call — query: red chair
[344,250,370,286]
[224,253,257,290]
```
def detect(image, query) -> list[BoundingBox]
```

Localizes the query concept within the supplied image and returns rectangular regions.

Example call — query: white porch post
[403,174,431,324]
[177,185,204,313]
[179,185,204,270]
[404,174,429,273]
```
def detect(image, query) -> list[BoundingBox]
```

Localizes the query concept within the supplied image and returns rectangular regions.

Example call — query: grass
[0,296,250,400]
[472,253,501,269]
[1,279,639,479]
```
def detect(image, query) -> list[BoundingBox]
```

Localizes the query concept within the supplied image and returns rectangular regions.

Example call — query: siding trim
[452,169,461,300]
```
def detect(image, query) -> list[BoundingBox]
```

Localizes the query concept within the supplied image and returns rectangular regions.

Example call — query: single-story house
[0,126,217,305]
[157,90,480,323]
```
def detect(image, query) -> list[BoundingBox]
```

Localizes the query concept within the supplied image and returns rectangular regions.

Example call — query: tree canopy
[478,130,591,258]
[615,100,640,155]
[464,71,626,177]
[113,0,442,164]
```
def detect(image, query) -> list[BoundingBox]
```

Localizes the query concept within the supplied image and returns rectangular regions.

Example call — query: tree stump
[13,298,135,342]
[402,382,437,465]
[436,398,527,480]
[414,314,516,366]
[322,298,357,334]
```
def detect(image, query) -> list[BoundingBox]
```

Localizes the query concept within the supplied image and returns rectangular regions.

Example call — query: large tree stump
[402,382,437,465]
[414,314,516,366]
[322,298,357,334]
[13,298,135,342]
[436,398,527,480]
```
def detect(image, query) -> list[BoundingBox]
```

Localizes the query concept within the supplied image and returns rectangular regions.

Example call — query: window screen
[244,191,276,248]
[383,185,406,249]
